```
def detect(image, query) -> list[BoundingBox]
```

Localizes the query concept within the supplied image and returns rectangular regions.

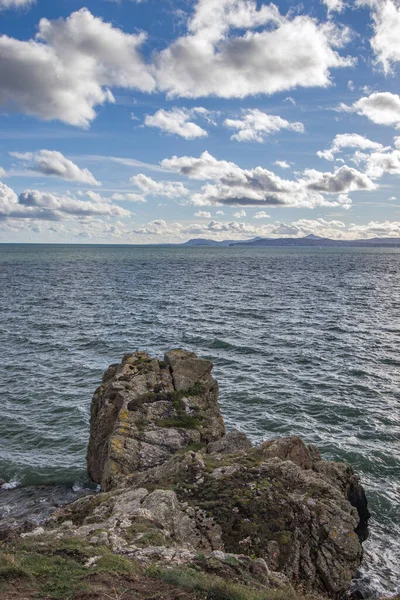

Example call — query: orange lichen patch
[111,437,124,456]
[117,409,131,434]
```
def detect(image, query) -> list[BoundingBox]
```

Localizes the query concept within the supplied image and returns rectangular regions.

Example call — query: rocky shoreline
[0,350,380,600]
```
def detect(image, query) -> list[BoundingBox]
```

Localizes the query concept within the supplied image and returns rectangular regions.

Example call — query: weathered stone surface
[124,437,368,597]
[44,350,370,599]
[87,350,225,490]
[48,486,219,558]
[207,429,252,455]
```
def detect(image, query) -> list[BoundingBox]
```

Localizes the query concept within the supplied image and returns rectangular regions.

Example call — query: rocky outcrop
[87,350,225,491]
[29,350,370,599]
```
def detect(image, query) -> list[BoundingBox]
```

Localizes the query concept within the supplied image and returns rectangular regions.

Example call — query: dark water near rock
[0,244,398,596]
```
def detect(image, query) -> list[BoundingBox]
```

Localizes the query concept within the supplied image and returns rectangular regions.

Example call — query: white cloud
[254,211,271,219]
[0,182,18,216]
[224,109,304,142]
[0,181,130,221]
[111,192,146,203]
[354,148,400,178]
[11,150,101,186]
[357,0,400,73]
[323,0,346,13]
[303,165,375,193]
[155,0,354,99]
[0,8,155,127]
[85,155,166,173]
[162,151,373,209]
[144,107,209,139]
[274,160,291,169]
[233,210,246,218]
[162,151,240,181]
[19,190,129,218]
[317,133,384,161]
[194,211,212,218]
[131,174,189,198]
[339,92,400,128]
[0,0,34,8]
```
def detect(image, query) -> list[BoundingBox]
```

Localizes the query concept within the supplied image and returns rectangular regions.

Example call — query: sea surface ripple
[0,244,399,597]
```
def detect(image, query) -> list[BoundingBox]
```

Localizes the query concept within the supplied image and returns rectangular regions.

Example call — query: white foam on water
[1,481,20,490]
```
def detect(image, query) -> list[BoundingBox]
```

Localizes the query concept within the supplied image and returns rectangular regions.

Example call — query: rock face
[87,350,225,491]
[43,350,370,599]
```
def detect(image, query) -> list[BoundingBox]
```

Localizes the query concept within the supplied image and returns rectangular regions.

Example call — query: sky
[0,0,400,243]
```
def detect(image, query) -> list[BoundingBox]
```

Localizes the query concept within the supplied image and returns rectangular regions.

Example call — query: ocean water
[0,244,398,596]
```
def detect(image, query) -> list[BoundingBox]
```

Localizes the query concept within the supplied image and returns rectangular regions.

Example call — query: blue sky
[0,0,400,243]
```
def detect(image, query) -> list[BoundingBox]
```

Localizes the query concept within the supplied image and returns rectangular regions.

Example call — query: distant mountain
[183,236,400,248]
[231,236,400,247]
[183,238,238,247]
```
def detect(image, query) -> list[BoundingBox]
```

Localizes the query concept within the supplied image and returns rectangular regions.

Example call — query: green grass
[147,566,326,600]
[0,536,137,599]
[155,381,206,429]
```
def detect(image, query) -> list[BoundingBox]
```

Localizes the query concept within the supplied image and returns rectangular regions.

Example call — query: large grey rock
[87,350,225,491]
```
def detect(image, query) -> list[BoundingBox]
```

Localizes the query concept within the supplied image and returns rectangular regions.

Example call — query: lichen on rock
[87,350,225,491]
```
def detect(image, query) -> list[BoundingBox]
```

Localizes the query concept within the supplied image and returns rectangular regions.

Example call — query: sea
[0,244,398,597]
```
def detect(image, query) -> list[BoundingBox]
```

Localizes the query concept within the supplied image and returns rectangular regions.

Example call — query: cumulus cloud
[323,0,346,12]
[144,107,209,139]
[162,151,239,181]
[254,211,271,219]
[0,181,130,221]
[317,133,384,161]
[0,8,155,127]
[223,109,304,142]
[353,147,400,178]
[233,210,246,218]
[303,165,375,193]
[194,211,212,218]
[111,192,146,203]
[155,0,354,99]
[131,174,189,198]
[357,0,400,73]
[0,182,18,216]
[0,0,34,8]
[339,92,400,128]
[162,151,373,208]
[274,160,291,169]
[18,190,129,218]
[367,149,400,177]
[11,150,101,185]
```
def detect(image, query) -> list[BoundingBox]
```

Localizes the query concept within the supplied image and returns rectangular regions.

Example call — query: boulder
[87,350,225,490]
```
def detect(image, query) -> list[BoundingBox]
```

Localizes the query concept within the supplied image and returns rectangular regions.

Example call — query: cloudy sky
[1,0,400,243]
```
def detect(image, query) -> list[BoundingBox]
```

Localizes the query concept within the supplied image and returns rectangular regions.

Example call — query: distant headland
[183,235,400,247]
